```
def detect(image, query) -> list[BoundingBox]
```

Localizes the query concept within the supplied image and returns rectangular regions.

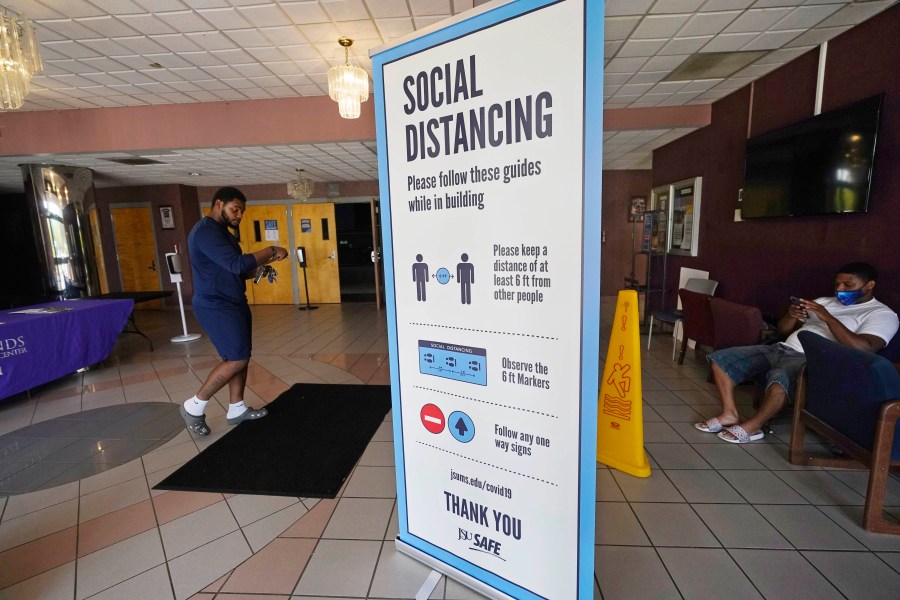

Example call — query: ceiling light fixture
[0,7,43,110]
[327,37,369,119]
[287,168,313,201]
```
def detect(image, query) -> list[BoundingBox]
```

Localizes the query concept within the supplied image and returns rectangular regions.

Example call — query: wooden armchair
[676,289,715,365]
[709,297,772,349]
[789,331,900,534]
[677,293,771,368]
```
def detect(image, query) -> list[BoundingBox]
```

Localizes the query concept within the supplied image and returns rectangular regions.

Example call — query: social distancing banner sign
[371,1,604,598]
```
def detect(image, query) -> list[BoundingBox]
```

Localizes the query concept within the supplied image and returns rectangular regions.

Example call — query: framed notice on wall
[159,206,175,230]
[667,177,702,257]
[628,195,646,222]
[650,184,669,212]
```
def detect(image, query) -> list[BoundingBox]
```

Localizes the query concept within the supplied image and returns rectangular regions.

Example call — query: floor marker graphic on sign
[418,340,487,385]
[597,289,651,478]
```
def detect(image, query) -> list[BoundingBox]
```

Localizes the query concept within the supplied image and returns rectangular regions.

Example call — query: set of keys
[253,265,277,284]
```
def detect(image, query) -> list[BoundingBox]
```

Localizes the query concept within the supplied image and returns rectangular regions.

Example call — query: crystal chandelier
[0,8,43,110]
[287,168,313,201]
[327,37,369,119]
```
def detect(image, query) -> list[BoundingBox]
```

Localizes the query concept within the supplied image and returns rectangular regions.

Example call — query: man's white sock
[184,396,208,417]
[227,401,246,419]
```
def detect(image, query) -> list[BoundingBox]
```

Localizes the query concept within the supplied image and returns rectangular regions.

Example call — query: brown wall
[600,170,654,296]
[0,95,376,157]
[94,185,199,306]
[651,5,900,317]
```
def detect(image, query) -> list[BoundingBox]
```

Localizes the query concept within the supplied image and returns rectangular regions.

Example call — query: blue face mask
[835,289,865,306]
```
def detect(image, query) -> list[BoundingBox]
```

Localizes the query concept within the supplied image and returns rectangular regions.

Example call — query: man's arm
[776,303,806,338]
[251,245,288,267]
[197,226,257,275]
[199,226,287,275]
[801,299,887,352]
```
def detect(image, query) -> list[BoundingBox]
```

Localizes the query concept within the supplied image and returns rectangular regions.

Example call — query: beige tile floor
[0,300,899,600]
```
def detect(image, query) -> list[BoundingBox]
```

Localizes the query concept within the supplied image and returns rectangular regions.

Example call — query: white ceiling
[0,0,895,192]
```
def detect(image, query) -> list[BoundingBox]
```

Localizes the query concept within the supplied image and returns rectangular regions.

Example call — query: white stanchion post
[166,249,202,343]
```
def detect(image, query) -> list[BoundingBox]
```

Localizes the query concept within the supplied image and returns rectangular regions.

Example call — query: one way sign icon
[448,411,475,443]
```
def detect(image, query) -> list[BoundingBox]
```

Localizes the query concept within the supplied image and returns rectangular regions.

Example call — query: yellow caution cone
[597,290,651,477]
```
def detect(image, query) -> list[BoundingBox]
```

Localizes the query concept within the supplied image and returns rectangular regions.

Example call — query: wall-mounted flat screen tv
[741,94,883,218]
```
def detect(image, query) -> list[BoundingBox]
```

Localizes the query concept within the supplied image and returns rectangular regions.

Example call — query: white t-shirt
[783,296,899,353]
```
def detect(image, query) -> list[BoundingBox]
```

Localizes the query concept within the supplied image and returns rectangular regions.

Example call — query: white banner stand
[165,250,202,343]
[371,1,603,598]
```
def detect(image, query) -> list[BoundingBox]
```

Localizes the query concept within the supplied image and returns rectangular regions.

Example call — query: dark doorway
[1,193,46,308]
[335,202,376,302]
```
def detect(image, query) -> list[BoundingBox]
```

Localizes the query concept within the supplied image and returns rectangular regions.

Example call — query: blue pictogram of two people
[413,253,474,304]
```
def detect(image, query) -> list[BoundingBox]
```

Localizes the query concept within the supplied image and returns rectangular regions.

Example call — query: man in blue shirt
[181,186,288,436]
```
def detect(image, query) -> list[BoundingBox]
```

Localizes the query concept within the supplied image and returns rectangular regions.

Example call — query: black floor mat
[154,383,392,498]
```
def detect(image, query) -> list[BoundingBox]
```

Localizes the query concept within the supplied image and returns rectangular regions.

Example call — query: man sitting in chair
[696,262,898,443]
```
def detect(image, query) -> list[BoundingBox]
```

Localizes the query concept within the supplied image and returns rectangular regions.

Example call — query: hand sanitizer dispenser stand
[166,249,202,343]
[296,246,318,311]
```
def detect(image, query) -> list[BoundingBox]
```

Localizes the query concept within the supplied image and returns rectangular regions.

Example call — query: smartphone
[790,296,808,319]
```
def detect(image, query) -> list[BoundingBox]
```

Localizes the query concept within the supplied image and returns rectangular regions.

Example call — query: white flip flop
[717,424,764,444]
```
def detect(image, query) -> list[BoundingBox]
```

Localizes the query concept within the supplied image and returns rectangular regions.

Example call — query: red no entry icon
[420,403,445,434]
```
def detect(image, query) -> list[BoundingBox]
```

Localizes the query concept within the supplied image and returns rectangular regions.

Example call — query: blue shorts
[193,304,252,361]
[708,343,806,401]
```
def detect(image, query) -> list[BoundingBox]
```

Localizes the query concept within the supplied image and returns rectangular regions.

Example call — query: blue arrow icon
[448,411,475,443]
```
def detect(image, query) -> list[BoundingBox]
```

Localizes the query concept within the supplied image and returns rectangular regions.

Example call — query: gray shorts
[707,343,806,401]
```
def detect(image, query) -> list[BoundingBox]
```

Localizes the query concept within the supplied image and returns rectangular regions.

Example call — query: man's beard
[219,213,238,229]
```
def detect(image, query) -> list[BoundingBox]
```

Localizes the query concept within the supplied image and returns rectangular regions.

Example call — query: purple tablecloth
[0,299,134,401]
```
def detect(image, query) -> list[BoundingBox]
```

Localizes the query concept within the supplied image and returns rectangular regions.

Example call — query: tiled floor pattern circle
[0,403,183,495]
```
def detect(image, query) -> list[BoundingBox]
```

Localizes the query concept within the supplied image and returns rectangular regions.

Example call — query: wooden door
[111,206,162,308]
[292,203,341,303]
[237,204,295,305]
[88,207,109,294]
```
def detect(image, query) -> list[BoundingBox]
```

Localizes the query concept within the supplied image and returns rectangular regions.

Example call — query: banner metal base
[395,538,516,600]
[415,569,443,600]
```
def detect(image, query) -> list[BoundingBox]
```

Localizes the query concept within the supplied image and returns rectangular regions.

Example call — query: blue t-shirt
[188,216,258,309]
